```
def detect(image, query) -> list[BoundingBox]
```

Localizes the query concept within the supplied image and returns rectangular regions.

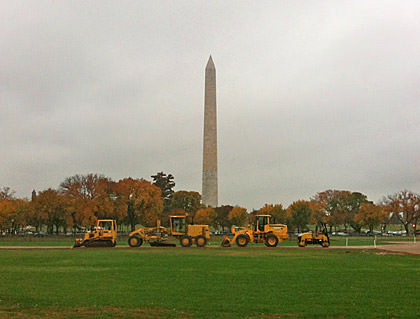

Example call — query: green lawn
[1,248,419,318]
[0,235,415,247]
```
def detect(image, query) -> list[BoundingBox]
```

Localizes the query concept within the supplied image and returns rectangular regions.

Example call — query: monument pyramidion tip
[206,55,215,69]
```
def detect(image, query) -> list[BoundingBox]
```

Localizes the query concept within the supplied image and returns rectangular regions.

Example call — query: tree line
[0,173,419,235]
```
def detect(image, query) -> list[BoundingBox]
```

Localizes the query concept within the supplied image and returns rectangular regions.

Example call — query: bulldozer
[128,215,210,248]
[297,223,330,247]
[73,219,117,248]
[221,214,288,248]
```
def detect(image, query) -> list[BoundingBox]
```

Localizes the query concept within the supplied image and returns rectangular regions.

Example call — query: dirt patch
[375,251,404,256]
[376,242,420,256]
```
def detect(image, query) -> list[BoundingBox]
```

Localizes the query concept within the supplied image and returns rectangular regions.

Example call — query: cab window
[172,218,186,233]
[257,216,268,231]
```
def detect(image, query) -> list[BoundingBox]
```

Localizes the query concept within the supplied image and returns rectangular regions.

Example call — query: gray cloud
[1,1,420,209]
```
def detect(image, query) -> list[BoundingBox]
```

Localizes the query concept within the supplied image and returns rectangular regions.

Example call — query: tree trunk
[403,223,409,235]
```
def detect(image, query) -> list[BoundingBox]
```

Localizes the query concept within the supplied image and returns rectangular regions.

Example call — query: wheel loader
[73,219,117,248]
[221,214,288,248]
[297,223,330,247]
[128,215,210,248]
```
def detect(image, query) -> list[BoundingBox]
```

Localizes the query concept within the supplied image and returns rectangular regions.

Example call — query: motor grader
[128,215,210,247]
[297,223,330,247]
[127,219,175,247]
[221,214,288,247]
[73,219,117,248]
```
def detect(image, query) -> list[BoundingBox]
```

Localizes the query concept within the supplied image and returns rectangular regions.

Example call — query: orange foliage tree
[0,199,16,232]
[228,206,248,227]
[60,174,116,229]
[311,190,350,231]
[194,207,217,225]
[354,202,388,233]
[33,189,69,234]
[115,178,163,230]
[382,190,420,235]
[259,204,288,224]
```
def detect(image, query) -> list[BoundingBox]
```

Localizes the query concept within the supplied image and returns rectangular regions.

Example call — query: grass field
[1,248,419,318]
[0,235,416,247]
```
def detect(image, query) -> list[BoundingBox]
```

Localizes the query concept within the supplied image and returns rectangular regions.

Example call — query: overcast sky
[1,1,420,209]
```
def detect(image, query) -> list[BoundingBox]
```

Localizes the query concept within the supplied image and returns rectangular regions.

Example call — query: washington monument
[202,56,218,207]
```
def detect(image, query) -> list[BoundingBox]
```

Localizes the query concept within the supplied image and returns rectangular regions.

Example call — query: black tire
[236,234,249,247]
[195,235,207,247]
[265,234,279,247]
[180,235,192,247]
[128,235,142,247]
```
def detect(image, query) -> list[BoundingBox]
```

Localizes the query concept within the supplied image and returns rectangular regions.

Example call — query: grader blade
[149,241,176,247]
[221,237,231,247]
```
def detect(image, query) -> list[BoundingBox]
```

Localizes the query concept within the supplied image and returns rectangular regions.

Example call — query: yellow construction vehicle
[73,219,117,248]
[128,215,210,248]
[297,223,330,247]
[170,215,210,247]
[221,214,288,247]
[127,220,175,247]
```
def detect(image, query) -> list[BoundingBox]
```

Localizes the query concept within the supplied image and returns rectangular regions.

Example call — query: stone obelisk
[202,56,218,207]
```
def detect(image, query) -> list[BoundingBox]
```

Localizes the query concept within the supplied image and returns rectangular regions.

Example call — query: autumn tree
[0,198,33,233]
[26,191,45,231]
[151,172,175,213]
[307,201,327,225]
[171,191,202,223]
[33,189,69,234]
[382,190,420,235]
[324,191,368,233]
[115,178,163,230]
[287,201,312,232]
[312,190,347,207]
[214,205,234,231]
[259,204,288,224]
[0,187,15,200]
[311,189,367,232]
[312,190,350,232]
[0,199,16,232]
[194,207,217,226]
[14,199,32,230]
[59,174,116,229]
[354,202,388,233]
[60,174,111,199]
[228,206,248,227]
